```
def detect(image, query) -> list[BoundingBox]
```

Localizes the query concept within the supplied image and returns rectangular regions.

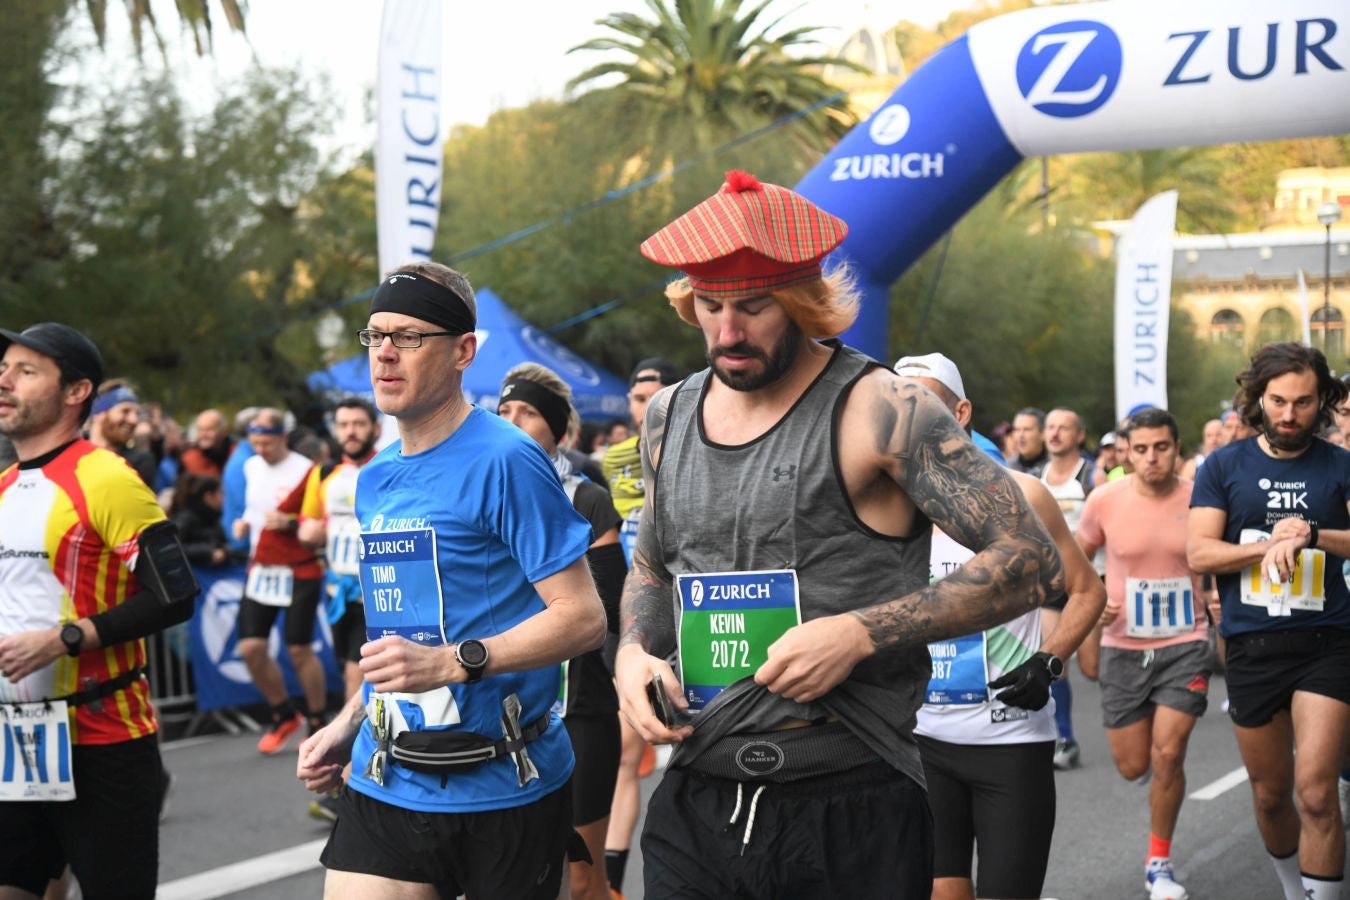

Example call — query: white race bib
[0,701,75,801]
[326,519,362,577]
[1239,528,1326,617]
[246,564,294,607]
[1125,576,1195,638]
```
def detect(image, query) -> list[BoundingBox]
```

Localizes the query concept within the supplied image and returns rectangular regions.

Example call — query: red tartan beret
[640,171,848,298]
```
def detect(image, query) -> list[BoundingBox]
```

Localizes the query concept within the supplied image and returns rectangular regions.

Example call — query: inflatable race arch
[795,0,1350,360]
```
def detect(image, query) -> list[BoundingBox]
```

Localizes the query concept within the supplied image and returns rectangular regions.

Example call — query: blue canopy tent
[308,287,630,421]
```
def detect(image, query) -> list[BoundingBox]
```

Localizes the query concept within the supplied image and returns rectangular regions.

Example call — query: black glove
[987,652,1055,710]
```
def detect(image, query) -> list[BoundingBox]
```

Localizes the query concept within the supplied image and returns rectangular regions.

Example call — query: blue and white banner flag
[376,0,444,275]
[1114,190,1177,423]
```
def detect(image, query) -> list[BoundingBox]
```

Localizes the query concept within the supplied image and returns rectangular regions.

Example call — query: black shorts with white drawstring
[641,760,932,899]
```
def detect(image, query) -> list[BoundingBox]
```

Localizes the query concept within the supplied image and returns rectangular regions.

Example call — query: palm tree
[567,0,866,169]
[1065,147,1238,234]
[84,0,247,58]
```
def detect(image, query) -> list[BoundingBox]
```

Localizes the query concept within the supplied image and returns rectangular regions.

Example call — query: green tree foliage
[1057,147,1237,235]
[567,0,864,168]
[886,182,1245,448]
[83,0,247,58]
[435,94,823,377]
[4,67,378,419]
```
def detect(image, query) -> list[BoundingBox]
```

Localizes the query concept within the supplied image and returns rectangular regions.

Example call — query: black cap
[0,323,104,388]
[629,357,680,388]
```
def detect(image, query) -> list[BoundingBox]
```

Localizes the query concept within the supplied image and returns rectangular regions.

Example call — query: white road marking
[161,735,223,752]
[157,838,327,900]
[1189,765,1249,800]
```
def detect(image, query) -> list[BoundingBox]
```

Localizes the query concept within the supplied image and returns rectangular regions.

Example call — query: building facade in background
[1176,167,1349,367]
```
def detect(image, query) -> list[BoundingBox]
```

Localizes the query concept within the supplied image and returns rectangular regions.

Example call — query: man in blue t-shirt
[296,262,607,900]
[1189,342,1350,900]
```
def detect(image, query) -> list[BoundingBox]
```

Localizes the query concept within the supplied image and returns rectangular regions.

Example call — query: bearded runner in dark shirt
[612,172,1064,900]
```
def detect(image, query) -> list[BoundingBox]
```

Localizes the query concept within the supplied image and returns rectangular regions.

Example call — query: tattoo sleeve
[851,380,1065,650]
[617,387,677,658]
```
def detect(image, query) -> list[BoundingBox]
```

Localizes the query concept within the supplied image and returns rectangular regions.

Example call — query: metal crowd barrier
[144,623,196,725]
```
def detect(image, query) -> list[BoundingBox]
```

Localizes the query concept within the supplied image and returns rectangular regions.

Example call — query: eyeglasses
[358,329,460,349]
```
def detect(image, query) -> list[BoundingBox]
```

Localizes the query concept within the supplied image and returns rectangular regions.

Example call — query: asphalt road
[140,670,1301,899]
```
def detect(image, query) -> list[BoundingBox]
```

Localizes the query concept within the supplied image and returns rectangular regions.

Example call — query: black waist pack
[1230,629,1345,660]
[390,714,550,775]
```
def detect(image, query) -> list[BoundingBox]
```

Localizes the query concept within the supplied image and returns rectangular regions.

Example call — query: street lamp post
[1318,200,1342,354]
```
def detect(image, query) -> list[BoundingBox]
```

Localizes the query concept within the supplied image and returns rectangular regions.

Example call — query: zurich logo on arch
[868,104,911,146]
[1015,20,1122,118]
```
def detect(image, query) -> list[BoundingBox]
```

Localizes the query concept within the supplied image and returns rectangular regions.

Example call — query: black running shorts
[918,735,1056,899]
[642,760,932,899]
[0,734,163,900]
[237,576,322,645]
[563,713,621,827]
[320,783,572,898]
[1225,629,1350,728]
[329,598,366,665]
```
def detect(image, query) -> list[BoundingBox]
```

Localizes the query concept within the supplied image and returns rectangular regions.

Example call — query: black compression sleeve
[587,542,628,635]
[89,589,194,648]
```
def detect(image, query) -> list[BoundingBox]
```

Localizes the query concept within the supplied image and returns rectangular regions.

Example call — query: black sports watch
[60,623,84,657]
[455,639,489,683]
[1040,652,1066,681]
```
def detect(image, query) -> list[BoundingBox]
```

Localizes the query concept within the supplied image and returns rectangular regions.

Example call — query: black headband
[499,378,571,443]
[370,272,476,334]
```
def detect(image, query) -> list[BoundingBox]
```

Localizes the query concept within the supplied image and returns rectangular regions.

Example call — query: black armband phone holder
[137,520,200,605]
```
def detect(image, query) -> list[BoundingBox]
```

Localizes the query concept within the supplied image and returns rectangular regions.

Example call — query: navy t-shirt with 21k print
[1190,436,1350,638]
[348,406,594,813]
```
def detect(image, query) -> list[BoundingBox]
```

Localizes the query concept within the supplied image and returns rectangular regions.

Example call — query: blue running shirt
[348,407,593,813]
[1191,436,1350,637]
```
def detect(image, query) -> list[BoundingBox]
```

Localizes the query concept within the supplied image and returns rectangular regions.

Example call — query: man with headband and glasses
[233,408,327,755]
[0,323,197,899]
[612,171,1064,899]
[297,262,606,900]
[89,379,157,487]
[1189,342,1350,900]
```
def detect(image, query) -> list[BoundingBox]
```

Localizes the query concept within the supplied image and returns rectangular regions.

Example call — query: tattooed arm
[853,377,1065,651]
[613,385,692,743]
[754,374,1064,703]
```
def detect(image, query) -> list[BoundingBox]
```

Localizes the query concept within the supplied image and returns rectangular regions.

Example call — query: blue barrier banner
[188,563,344,712]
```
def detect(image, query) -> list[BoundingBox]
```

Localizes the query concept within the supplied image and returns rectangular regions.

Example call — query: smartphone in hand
[647,672,691,727]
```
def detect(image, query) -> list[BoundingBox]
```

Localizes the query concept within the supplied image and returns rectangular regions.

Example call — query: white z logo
[1024,30,1108,107]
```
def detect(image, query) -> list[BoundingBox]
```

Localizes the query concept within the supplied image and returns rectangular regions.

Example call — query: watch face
[458,640,487,668]
[61,624,83,654]
[1047,655,1065,678]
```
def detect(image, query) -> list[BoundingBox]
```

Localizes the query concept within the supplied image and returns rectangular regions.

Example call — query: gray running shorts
[1099,640,1211,729]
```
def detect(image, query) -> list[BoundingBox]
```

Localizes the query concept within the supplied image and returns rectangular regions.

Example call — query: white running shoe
[1052,738,1081,770]
[1339,777,1350,830]
[1145,857,1188,900]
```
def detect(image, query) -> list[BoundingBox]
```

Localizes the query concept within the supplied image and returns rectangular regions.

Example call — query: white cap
[893,352,966,400]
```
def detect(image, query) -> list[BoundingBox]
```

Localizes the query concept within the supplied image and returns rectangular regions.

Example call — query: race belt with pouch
[364,691,545,788]
[683,721,880,783]
[1,668,146,803]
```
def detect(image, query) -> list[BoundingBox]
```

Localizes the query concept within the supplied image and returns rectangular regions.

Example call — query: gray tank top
[655,343,932,786]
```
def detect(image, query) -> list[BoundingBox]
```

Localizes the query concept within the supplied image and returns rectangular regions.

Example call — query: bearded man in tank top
[611,171,1066,900]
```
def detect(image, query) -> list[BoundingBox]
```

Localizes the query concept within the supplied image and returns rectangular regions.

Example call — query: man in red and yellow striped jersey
[0,323,194,899]
[299,396,380,700]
